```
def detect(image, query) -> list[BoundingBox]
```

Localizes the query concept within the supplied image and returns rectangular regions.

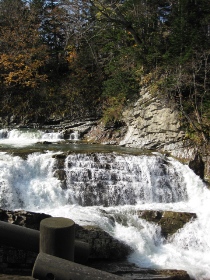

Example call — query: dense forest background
[0,0,210,145]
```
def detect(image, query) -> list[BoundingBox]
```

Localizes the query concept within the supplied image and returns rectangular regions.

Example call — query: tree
[163,0,210,143]
[0,0,48,89]
[39,0,69,72]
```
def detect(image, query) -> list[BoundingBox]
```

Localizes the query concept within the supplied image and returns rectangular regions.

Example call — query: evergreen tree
[163,0,210,143]
[40,0,68,72]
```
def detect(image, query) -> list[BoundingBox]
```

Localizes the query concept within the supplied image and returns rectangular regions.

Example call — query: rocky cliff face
[84,88,195,159]
[119,88,193,159]
[83,88,210,179]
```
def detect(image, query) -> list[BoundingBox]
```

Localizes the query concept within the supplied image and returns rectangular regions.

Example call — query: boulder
[136,210,196,238]
[75,224,131,260]
[112,210,196,239]
[84,122,127,145]
[0,209,51,230]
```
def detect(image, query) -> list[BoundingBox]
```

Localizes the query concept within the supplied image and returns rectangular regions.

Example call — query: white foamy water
[0,128,64,146]
[64,153,188,206]
[0,151,209,279]
[0,151,67,209]
[69,131,79,141]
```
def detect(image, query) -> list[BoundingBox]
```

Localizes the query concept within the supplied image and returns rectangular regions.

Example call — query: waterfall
[65,153,188,206]
[0,150,209,279]
[0,152,67,210]
[69,131,79,141]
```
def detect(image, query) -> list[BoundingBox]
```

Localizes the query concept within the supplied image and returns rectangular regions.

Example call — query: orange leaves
[66,47,78,65]
[0,53,48,88]
[0,54,11,71]
[0,0,49,90]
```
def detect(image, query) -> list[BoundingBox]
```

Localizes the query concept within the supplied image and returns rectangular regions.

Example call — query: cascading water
[0,148,209,279]
[0,128,64,146]
[65,153,188,206]
[69,131,79,141]
[0,152,67,210]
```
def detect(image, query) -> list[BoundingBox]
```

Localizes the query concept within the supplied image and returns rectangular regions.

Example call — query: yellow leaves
[0,52,48,88]
[95,11,103,19]
[66,49,77,64]
[0,54,12,70]
[4,68,46,88]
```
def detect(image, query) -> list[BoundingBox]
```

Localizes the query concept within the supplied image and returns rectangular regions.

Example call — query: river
[0,128,209,280]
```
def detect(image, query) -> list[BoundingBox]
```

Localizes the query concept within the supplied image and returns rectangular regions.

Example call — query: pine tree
[40,0,68,73]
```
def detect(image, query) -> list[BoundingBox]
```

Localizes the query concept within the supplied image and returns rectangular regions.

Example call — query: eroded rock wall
[120,88,194,159]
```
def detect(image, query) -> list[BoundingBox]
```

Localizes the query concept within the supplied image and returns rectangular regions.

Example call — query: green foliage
[101,94,126,126]
[100,42,141,123]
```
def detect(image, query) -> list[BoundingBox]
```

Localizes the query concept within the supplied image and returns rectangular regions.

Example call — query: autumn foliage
[0,0,49,89]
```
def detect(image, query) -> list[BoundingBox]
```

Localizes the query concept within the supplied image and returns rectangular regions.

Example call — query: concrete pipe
[0,220,90,264]
[0,220,39,252]
[32,252,127,280]
[40,217,75,262]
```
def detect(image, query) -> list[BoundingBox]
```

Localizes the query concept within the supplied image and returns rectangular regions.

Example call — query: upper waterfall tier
[0,128,64,146]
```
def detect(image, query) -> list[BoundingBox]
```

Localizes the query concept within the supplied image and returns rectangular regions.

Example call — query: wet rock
[0,209,51,230]
[36,141,52,145]
[53,169,66,181]
[75,224,131,260]
[52,154,66,171]
[42,119,98,136]
[53,169,67,189]
[52,154,67,189]
[87,260,191,280]
[189,153,205,180]
[137,210,197,238]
